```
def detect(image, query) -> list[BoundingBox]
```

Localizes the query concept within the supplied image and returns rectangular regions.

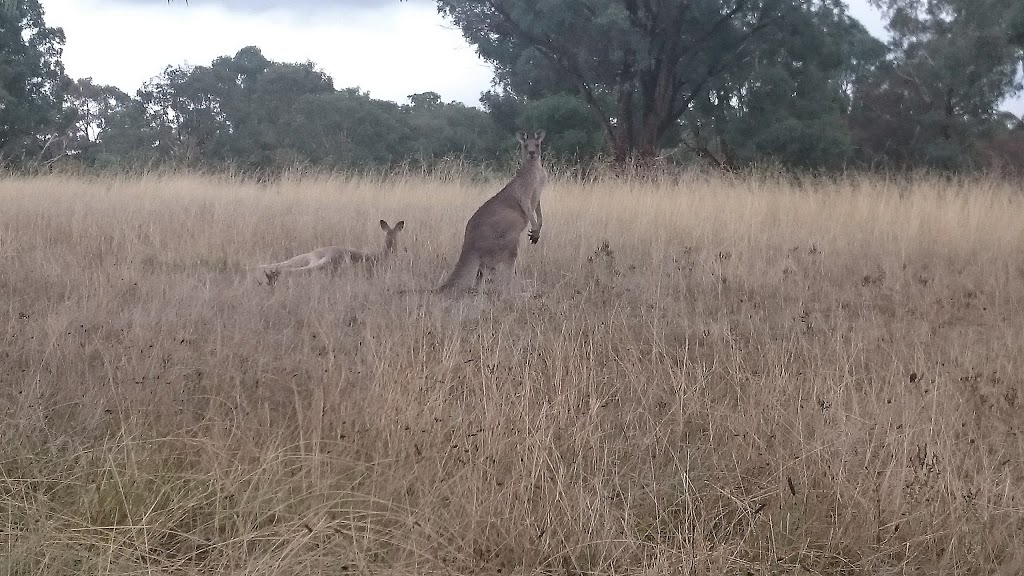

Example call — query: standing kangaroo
[439,130,547,292]
[261,220,405,282]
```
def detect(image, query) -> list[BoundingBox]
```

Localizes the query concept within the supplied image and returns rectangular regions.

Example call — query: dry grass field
[1,170,1023,575]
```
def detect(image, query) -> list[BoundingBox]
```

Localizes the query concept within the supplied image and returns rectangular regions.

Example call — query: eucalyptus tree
[434,0,801,163]
[0,0,71,162]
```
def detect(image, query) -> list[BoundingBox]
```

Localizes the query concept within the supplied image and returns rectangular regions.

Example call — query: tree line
[2,0,1023,174]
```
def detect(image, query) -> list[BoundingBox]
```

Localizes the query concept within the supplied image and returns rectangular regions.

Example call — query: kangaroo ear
[516,130,527,143]
[534,129,546,142]
[380,220,389,231]
[394,221,405,231]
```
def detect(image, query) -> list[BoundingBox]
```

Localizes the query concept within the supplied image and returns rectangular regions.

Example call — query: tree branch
[482,0,618,140]
[668,2,788,124]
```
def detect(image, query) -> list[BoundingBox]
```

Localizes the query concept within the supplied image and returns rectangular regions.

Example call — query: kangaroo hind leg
[479,250,518,294]
[294,256,335,272]
[265,253,315,270]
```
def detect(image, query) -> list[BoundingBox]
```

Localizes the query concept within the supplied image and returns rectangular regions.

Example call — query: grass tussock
[1,171,1023,575]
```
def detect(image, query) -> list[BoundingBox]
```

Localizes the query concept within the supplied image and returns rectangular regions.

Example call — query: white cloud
[43,0,494,106]
[845,0,889,40]
[111,0,433,12]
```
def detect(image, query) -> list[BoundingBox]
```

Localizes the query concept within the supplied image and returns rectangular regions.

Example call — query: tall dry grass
[1,171,1023,575]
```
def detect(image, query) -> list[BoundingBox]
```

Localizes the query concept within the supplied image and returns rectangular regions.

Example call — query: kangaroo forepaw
[529,229,540,244]
[264,269,280,286]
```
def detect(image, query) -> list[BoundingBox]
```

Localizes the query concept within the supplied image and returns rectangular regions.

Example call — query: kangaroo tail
[395,287,444,295]
[439,251,481,292]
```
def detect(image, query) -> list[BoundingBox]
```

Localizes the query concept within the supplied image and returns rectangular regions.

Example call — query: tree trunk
[611,133,631,165]
[611,78,634,164]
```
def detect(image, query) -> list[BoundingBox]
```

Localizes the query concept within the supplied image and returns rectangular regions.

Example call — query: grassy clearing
[1,171,1023,575]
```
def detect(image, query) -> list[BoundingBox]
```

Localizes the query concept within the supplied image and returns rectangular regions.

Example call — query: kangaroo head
[516,129,546,161]
[380,219,405,253]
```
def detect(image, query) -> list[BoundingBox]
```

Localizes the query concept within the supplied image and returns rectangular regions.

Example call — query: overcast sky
[42,0,1022,115]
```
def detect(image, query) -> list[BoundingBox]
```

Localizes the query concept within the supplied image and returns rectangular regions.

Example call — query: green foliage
[514,94,603,161]
[437,0,803,162]
[219,54,337,166]
[1012,4,1024,49]
[286,88,414,168]
[138,65,227,163]
[111,49,508,171]
[665,1,878,170]
[2,0,1021,176]
[480,90,604,163]
[699,1,884,170]
[0,0,71,162]
[133,48,337,168]
[856,0,1024,169]
[66,78,157,167]
[403,95,505,164]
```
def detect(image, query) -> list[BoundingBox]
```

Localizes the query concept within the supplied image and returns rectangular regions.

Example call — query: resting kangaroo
[261,220,404,281]
[439,129,547,292]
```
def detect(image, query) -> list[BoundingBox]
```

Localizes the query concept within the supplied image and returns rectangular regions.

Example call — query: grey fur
[439,130,547,292]
[261,219,405,274]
